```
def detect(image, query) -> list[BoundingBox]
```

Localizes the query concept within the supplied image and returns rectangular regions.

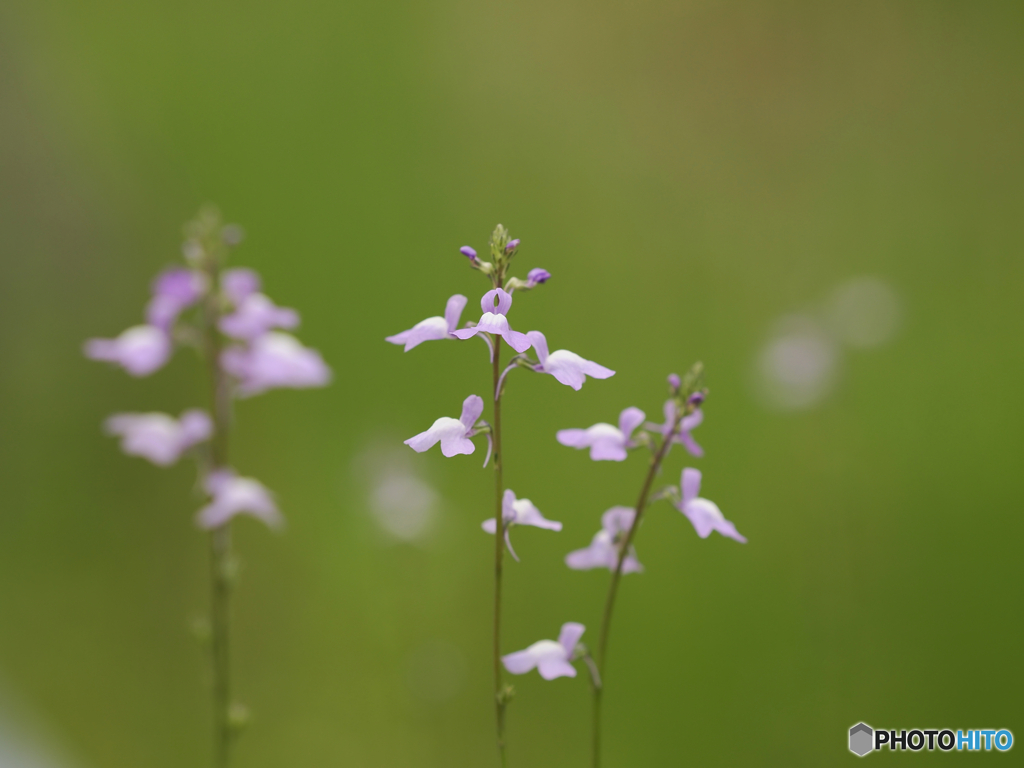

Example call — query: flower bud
[526,267,550,287]
[460,246,478,262]
[505,238,520,255]
[687,391,705,407]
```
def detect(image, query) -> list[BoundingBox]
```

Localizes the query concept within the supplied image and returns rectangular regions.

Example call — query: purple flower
[451,289,532,353]
[460,246,479,262]
[675,468,746,542]
[526,331,614,390]
[482,488,562,561]
[565,506,643,573]
[526,268,551,287]
[221,268,262,305]
[404,394,484,457]
[196,469,282,530]
[84,325,172,377]
[502,622,585,680]
[646,400,704,457]
[219,293,300,340]
[104,409,212,466]
[146,268,206,330]
[556,407,645,461]
[386,294,468,352]
[221,332,331,397]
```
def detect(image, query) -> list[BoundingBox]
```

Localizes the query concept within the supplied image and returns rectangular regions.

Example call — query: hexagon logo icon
[849,723,874,757]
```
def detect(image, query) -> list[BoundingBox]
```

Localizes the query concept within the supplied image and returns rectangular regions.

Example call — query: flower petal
[537,657,577,680]
[503,329,533,354]
[557,622,585,657]
[501,649,538,675]
[511,498,562,531]
[526,331,549,364]
[444,294,468,333]
[682,467,702,504]
[556,429,590,449]
[617,407,646,438]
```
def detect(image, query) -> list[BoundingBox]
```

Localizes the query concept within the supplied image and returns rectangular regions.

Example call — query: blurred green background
[1,0,1022,765]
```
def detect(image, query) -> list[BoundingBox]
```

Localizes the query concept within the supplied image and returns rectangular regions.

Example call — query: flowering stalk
[85,206,330,768]
[389,225,611,764]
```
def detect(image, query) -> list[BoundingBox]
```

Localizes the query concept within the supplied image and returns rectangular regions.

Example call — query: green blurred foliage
[0,0,1022,765]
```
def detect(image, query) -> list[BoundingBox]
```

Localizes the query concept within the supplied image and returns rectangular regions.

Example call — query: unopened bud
[526,267,550,286]
[687,391,705,407]
[505,238,520,254]
[460,246,478,262]
[668,373,681,390]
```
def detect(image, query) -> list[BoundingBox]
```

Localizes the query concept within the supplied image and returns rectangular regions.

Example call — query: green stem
[203,262,234,768]
[492,335,508,767]
[591,417,679,768]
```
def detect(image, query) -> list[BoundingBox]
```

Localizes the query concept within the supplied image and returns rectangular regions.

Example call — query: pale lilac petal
[224,332,331,396]
[475,312,511,335]
[526,331,549,364]
[589,438,628,462]
[504,529,519,561]
[481,288,513,316]
[556,429,591,449]
[501,649,538,675]
[542,351,587,390]
[221,268,261,304]
[459,394,484,431]
[84,325,171,377]
[481,518,498,534]
[197,470,282,530]
[715,518,747,543]
[537,657,577,680]
[601,507,636,536]
[617,407,646,438]
[404,417,473,456]
[565,540,611,570]
[146,268,206,330]
[451,326,481,341]
[503,329,533,354]
[621,550,644,573]
[219,294,300,340]
[178,409,213,446]
[682,468,702,504]
[444,294,468,333]
[385,317,449,351]
[580,359,616,380]
[511,498,562,531]
[679,431,704,457]
[557,622,585,657]
[105,413,184,466]
[680,409,704,432]
[502,489,516,523]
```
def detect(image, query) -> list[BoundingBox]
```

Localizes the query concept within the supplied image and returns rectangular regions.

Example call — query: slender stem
[202,262,234,768]
[491,335,508,767]
[591,417,679,768]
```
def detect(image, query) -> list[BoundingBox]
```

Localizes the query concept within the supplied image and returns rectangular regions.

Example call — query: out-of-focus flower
[451,289,532,353]
[221,332,331,397]
[404,395,484,457]
[556,407,645,461]
[675,468,745,542]
[196,469,282,529]
[827,277,901,349]
[221,268,262,305]
[84,325,172,377]
[565,506,643,573]
[757,315,838,410]
[146,268,207,330]
[526,331,614,391]
[645,400,704,457]
[386,295,468,352]
[482,489,562,561]
[219,294,300,340]
[104,409,212,466]
[502,622,585,680]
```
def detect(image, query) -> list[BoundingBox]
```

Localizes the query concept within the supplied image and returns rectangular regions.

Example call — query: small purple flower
[221,268,262,305]
[386,294,468,352]
[404,394,484,457]
[675,468,746,543]
[565,506,643,573]
[556,407,645,461]
[502,622,585,680]
[646,400,704,457]
[526,268,551,287]
[146,268,206,330]
[668,373,681,390]
[526,331,614,391]
[220,332,331,397]
[482,488,562,561]
[104,409,212,466]
[219,293,300,340]
[460,246,479,263]
[84,325,172,377]
[196,469,283,530]
[451,289,532,353]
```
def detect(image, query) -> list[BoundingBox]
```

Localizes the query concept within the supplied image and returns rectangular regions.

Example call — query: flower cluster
[84,208,330,529]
